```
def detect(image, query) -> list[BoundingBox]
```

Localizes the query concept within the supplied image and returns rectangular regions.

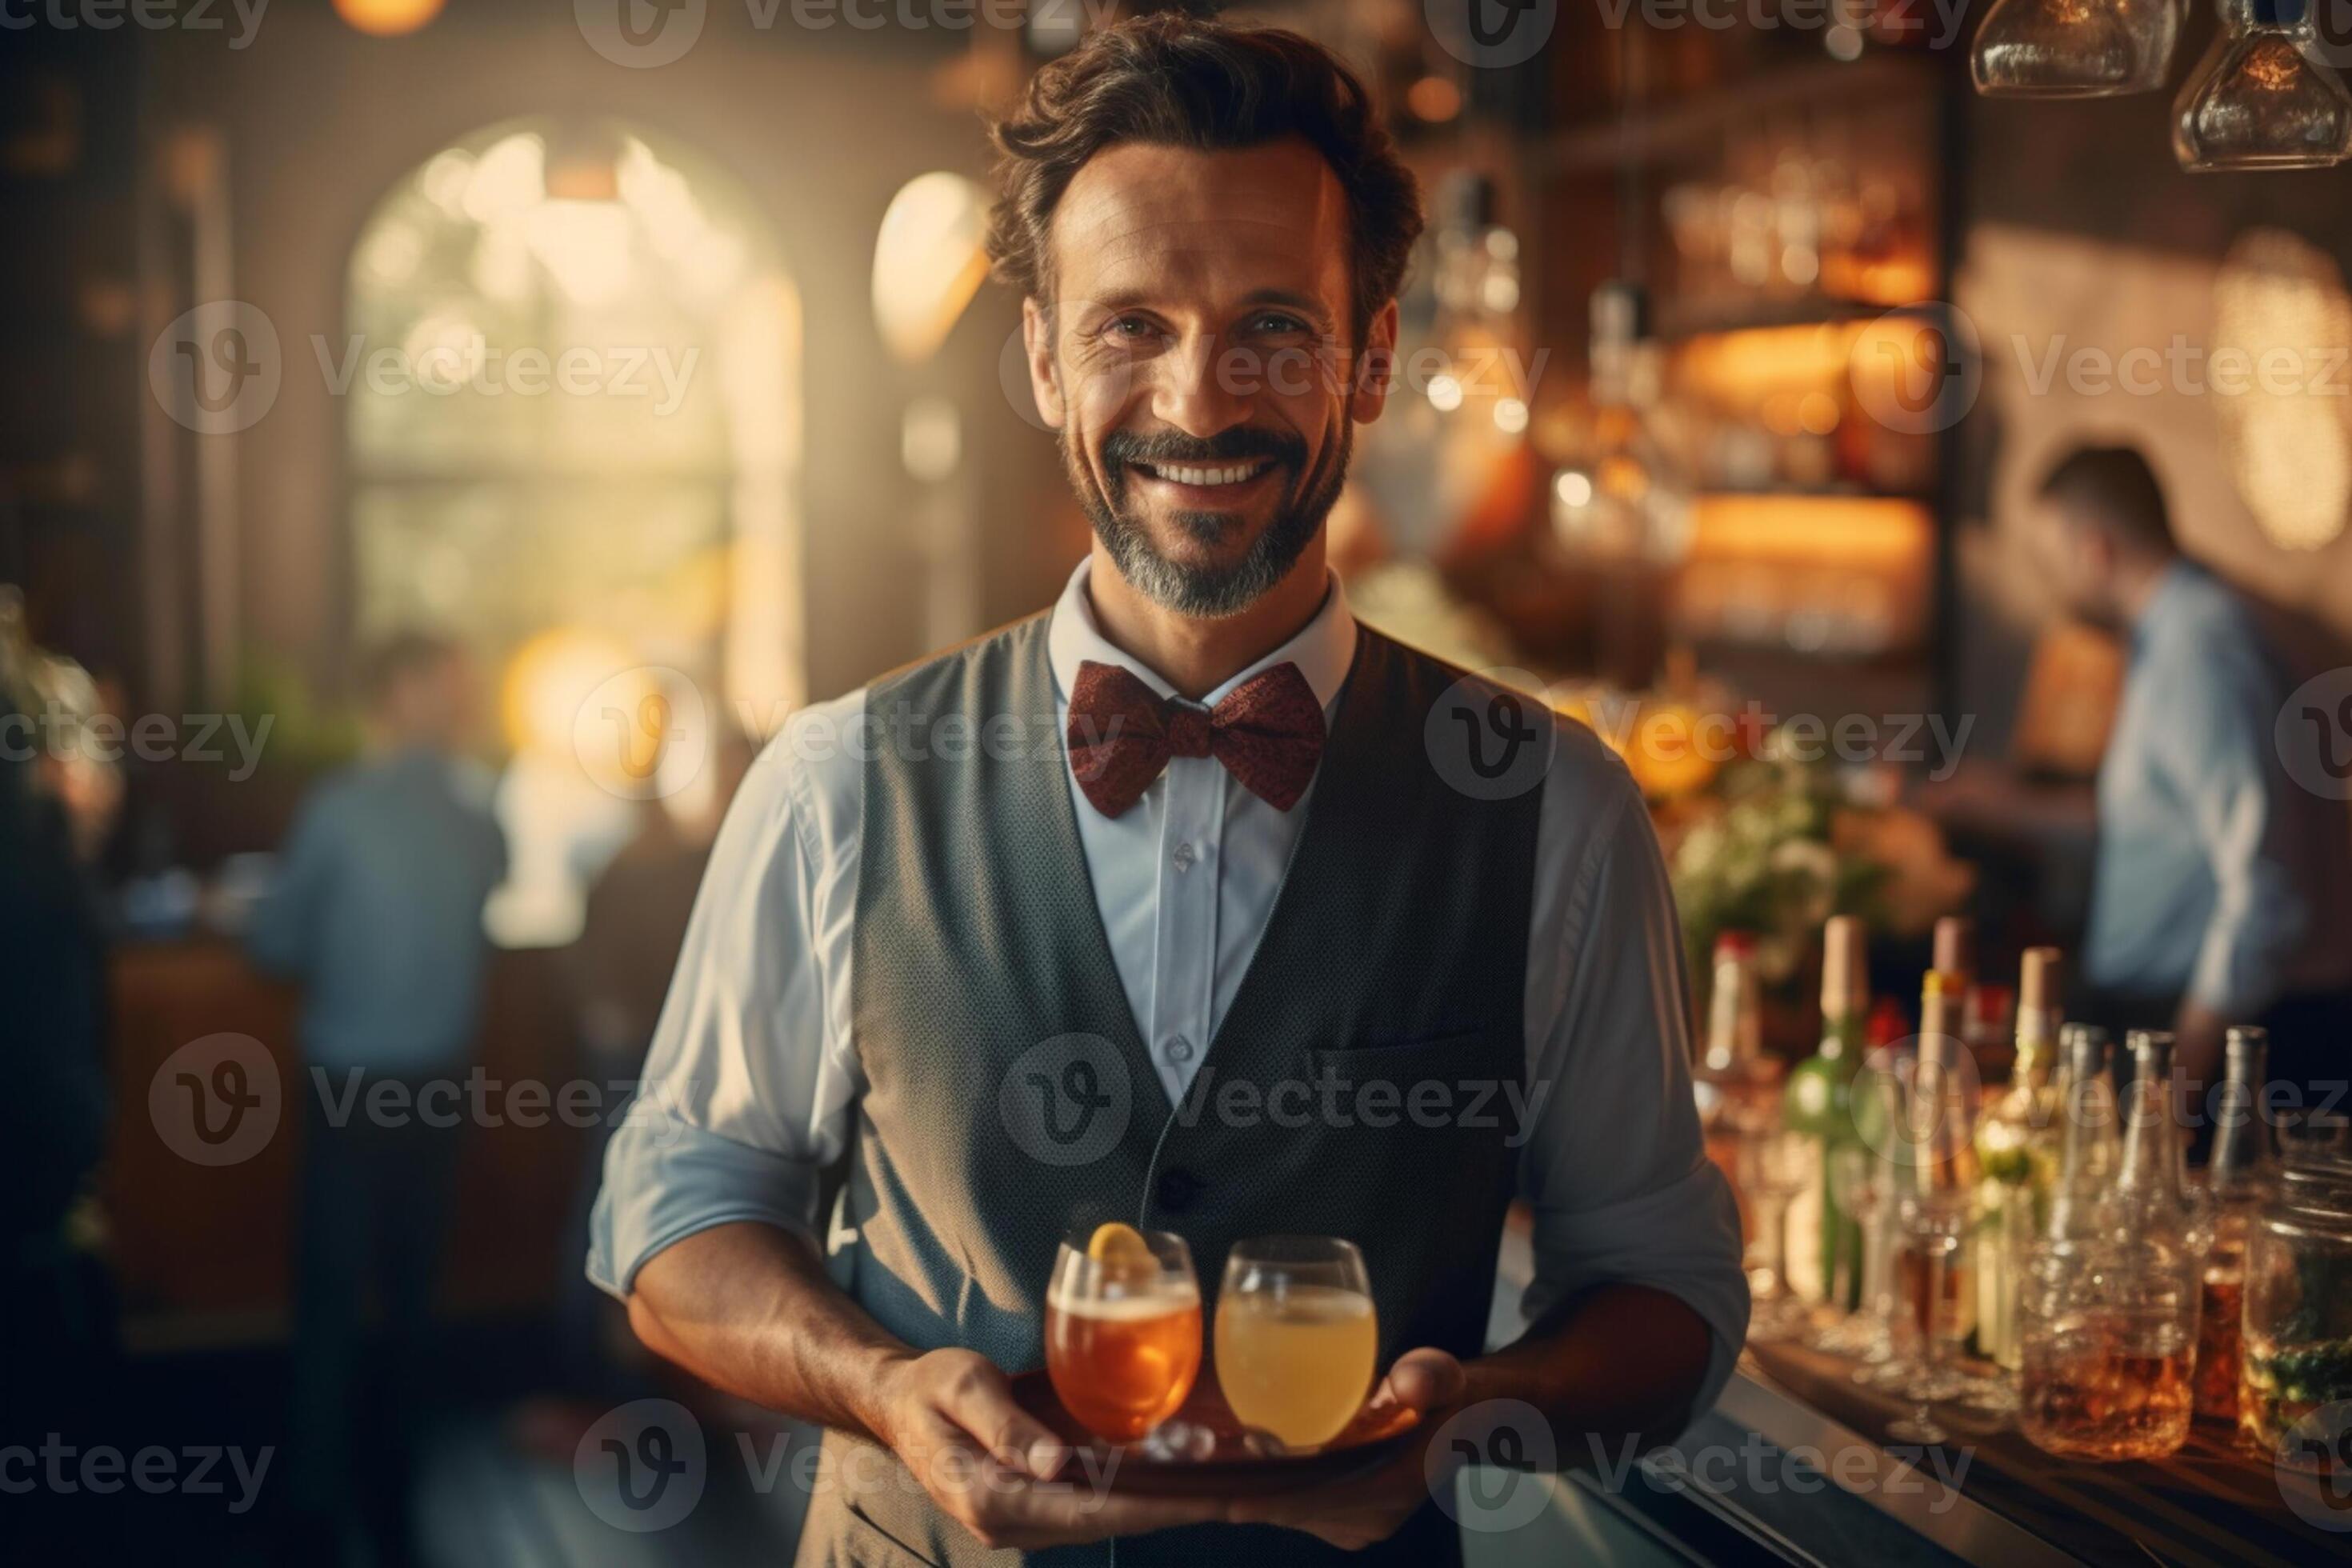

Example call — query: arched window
[346,118,802,946]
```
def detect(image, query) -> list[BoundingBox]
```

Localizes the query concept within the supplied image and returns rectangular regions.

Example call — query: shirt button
[1156,1167,1203,1214]
[1167,1035,1194,1062]
[1171,841,1196,873]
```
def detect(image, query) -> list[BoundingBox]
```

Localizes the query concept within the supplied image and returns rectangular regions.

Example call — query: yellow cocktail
[1214,1236,1377,1450]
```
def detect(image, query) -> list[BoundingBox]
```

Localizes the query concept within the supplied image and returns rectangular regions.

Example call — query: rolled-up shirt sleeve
[1518,730,1750,1420]
[588,698,866,1298]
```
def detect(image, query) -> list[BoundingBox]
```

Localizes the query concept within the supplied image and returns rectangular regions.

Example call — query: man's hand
[1229,1346,1468,1550]
[866,1347,1230,1552]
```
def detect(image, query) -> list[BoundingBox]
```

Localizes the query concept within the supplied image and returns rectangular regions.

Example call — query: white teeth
[1142,462,1265,486]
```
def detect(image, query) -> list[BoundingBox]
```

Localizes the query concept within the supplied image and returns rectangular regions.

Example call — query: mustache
[1101,426,1307,471]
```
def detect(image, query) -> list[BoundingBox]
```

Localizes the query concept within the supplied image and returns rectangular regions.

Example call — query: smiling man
[592,16,1745,1567]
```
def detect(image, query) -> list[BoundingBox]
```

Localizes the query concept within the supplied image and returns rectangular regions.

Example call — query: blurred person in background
[0,595,114,1442]
[246,630,506,1568]
[2028,444,2352,1114]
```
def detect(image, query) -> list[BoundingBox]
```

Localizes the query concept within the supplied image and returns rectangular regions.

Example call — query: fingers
[930,1354,1067,1478]
[1369,1346,1466,1414]
[918,1450,1232,1550]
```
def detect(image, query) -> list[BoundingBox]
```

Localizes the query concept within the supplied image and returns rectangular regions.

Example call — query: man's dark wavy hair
[984,12,1422,348]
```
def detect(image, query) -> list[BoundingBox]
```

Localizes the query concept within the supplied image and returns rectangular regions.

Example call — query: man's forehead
[1050,139,1346,298]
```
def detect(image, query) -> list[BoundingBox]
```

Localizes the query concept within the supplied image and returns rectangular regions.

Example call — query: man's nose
[1150,331,1252,439]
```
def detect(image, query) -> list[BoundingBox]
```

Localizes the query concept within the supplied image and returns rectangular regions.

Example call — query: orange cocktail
[1045,1224,1202,1442]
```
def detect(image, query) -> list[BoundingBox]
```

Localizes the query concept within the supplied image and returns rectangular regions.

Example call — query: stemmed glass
[1805,1154,1862,1351]
[1214,1236,1378,1452]
[1889,1162,1973,1442]
[1738,1129,1812,1342]
[1044,1225,1202,1443]
[1847,1049,1922,1386]
[1818,1143,1895,1358]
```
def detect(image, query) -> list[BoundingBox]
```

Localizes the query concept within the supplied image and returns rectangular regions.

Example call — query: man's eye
[1249,313,1310,334]
[1103,317,1158,341]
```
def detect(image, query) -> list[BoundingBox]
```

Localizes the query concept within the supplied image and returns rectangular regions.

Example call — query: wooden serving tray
[1009,1369,1422,1497]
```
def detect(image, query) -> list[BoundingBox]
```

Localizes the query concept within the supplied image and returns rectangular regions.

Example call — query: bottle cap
[1821,914,1866,1014]
[2019,946,2061,1016]
[1918,969,1961,1040]
[2059,1022,2108,1073]
[1932,915,1974,981]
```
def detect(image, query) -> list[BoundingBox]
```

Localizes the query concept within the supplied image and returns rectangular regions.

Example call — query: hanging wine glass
[1973,0,2186,97]
[2174,0,2352,170]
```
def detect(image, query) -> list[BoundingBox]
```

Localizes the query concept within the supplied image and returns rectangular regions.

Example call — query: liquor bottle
[2114,1031,2199,1249]
[1899,971,1978,1342]
[1694,932,1780,1137]
[1932,915,1974,994]
[1783,916,1868,1305]
[1975,947,2063,1370]
[2019,1030,2200,1460]
[2045,1024,2116,1240]
[2194,1026,2278,1422]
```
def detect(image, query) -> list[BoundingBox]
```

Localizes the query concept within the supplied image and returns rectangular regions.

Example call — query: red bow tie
[1066,659,1327,818]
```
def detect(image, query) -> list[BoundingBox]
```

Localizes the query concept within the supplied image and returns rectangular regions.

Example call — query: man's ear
[1022,297,1066,430]
[1349,298,1401,426]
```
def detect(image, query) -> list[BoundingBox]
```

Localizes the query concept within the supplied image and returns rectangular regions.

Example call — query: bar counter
[1491,1214,2349,1566]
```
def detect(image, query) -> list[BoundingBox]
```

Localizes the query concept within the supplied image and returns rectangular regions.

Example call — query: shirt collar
[1046,554,1358,717]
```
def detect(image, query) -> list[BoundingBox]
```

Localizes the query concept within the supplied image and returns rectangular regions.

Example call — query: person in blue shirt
[246,630,506,1566]
[2028,444,2352,1117]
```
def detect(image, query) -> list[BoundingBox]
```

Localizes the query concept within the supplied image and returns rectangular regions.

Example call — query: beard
[1065,417,1351,620]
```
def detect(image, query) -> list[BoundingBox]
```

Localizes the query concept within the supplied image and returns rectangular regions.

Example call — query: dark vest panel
[794,614,1542,1568]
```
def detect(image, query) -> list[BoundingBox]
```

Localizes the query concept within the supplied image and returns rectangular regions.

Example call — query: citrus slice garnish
[1086,1222,1157,1279]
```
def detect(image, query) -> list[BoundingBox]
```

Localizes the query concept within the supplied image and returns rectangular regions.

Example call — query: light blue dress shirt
[246,746,509,1073]
[590,558,1750,1410]
[2086,561,2352,1014]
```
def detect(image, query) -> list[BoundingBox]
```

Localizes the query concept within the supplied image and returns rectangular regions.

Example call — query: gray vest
[795,614,1540,1568]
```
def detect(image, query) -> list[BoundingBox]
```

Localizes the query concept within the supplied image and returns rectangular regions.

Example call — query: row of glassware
[1706,921,2352,1466]
[1974,0,2352,173]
